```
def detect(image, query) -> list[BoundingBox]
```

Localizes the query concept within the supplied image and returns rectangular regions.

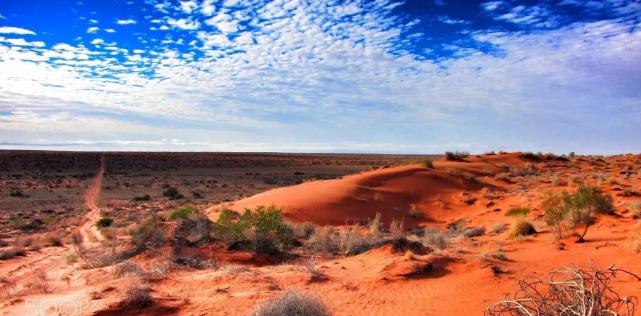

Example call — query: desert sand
[1,152,640,315]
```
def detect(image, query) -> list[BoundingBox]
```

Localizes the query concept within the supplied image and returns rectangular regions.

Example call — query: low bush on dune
[463,226,485,238]
[540,184,613,243]
[124,279,153,308]
[444,151,469,161]
[214,206,293,252]
[422,159,434,168]
[251,290,330,316]
[505,207,530,217]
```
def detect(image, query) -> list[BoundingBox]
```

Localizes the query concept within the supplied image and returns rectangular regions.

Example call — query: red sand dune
[206,154,527,225]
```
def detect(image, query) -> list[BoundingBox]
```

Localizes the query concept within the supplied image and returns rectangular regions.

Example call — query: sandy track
[77,155,105,247]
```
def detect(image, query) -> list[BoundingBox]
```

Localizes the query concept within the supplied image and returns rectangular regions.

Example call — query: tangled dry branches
[486,265,640,316]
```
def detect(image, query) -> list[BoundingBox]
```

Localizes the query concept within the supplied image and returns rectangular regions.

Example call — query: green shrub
[214,205,293,251]
[564,184,613,242]
[445,151,469,161]
[169,205,196,221]
[506,207,530,217]
[96,217,113,228]
[423,159,434,168]
[163,187,184,200]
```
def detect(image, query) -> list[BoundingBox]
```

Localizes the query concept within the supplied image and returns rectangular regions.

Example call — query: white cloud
[105,28,116,33]
[0,26,36,35]
[180,1,198,14]
[201,0,216,16]
[1,0,640,153]
[0,37,45,47]
[86,26,99,33]
[167,18,200,30]
[90,38,104,45]
[116,19,137,25]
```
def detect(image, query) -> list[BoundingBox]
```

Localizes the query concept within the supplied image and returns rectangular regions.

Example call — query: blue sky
[0,0,640,154]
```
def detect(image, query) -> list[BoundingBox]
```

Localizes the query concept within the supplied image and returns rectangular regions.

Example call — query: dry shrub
[463,226,486,238]
[45,233,63,247]
[508,217,536,239]
[0,246,26,260]
[300,256,326,282]
[389,218,404,240]
[25,270,50,294]
[251,290,330,316]
[485,266,639,316]
[292,222,316,239]
[124,279,153,308]
[306,227,339,253]
[423,227,448,250]
[113,261,145,278]
[492,223,509,234]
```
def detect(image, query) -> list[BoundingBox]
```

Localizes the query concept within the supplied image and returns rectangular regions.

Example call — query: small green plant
[506,207,530,217]
[169,205,196,221]
[163,187,184,200]
[423,159,434,168]
[96,217,113,228]
[132,215,166,250]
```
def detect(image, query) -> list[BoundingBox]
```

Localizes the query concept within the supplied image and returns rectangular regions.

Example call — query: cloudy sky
[0,0,640,154]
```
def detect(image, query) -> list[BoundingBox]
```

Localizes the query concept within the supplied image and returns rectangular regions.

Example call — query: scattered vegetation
[444,151,470,161]
[162,187,184,200]
[132,215,166,250]
[0,247,26,260]
[463,226,485,238]
[422,226,448,250]
[168,205,196,221]
[423,159,434,169]
[96,217,113,228]
[251,290,330,316]
[505,207,530,218]
[131,194,151,202]
[505,208,536,239]
[486,266,639,316]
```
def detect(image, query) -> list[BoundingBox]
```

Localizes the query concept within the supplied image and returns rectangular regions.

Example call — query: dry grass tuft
[251,290,330,316]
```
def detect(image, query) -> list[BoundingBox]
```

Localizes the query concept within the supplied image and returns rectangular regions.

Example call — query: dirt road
[77,155,105,247]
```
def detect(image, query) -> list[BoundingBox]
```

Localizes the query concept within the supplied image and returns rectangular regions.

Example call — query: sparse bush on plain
[251,290,330,316]
[96,217,113,228]
[423,159,434,168]
[132,194,151,202]
[124,279,153,308]
[163,187,184,200]
[292,222,316,239]
[444,151,469,161]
